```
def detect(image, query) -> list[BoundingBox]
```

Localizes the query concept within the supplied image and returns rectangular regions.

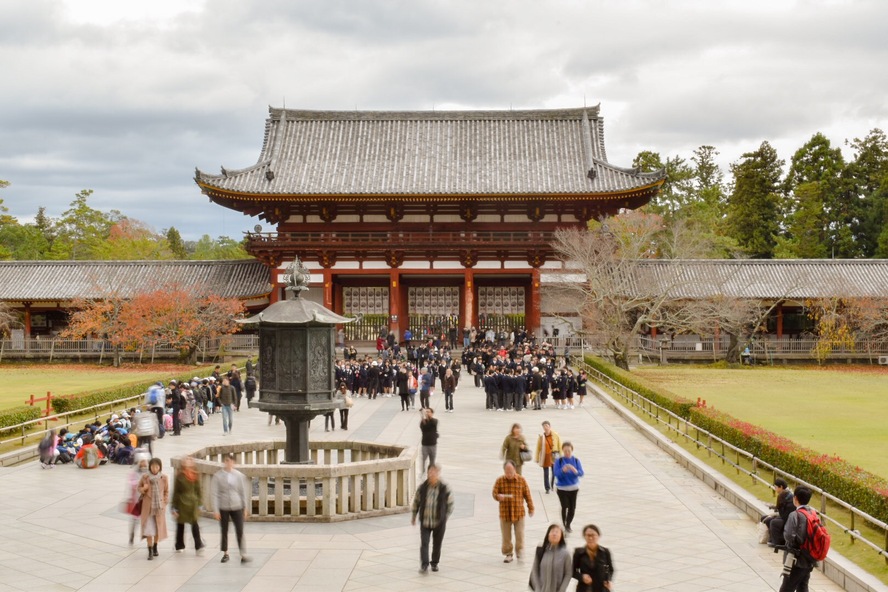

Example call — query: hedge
[51,371,218,415]
[691,406,888,523]
[0,405,42,435]
[582,355,888,523]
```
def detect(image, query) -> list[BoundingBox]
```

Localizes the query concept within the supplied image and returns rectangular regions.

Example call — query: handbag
[344,394,354,408]
[519,449,532,462]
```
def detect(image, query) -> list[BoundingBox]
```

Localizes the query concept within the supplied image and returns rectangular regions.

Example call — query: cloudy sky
[1,0,885,241]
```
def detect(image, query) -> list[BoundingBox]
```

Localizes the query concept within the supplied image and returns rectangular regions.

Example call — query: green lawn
[634,365,888,480]
[0,363,206,412]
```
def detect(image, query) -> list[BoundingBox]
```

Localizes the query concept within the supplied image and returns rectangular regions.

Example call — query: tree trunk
[612,347,630,371]
[112,344,121,368]
[184,345,198,365]
[725,333,740,364]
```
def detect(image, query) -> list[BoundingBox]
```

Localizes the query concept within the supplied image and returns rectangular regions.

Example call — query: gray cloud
[1,0,886,240]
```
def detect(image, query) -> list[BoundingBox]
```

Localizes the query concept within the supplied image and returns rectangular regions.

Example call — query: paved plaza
[0,381,850,592]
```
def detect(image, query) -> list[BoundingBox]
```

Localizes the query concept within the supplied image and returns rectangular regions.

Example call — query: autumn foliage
[63,284,244,364]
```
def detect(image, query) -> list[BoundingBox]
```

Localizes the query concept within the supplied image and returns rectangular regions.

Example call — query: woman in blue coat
[553,442,584,533]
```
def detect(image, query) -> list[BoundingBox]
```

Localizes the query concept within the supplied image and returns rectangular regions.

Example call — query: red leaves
[65,283,245,356]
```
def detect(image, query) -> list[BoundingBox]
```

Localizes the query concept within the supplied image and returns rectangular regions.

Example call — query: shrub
[0,406,42,435]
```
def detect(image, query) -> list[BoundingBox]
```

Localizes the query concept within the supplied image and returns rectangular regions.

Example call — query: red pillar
[23,302,32,338]
[462,269,475,330]
[268,264,281,304]
[776,303,784,338]
[322,269,333,310]
[650,326,658,339]
[389,269,402,336]
[527,269,541,334]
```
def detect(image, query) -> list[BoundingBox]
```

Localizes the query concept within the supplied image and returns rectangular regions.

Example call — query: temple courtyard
[0,381,858,592]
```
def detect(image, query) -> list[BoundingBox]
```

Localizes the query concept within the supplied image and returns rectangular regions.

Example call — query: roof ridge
[267,106,601,122]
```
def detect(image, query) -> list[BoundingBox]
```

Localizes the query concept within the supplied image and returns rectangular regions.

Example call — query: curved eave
[197,180,665,203]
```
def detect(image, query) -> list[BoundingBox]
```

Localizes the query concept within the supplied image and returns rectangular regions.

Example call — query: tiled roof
[635,259,888,299]
[0,260,270,302]
[195,106,665,197]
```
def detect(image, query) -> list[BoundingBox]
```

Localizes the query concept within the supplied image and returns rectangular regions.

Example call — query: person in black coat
[572,524,614,592]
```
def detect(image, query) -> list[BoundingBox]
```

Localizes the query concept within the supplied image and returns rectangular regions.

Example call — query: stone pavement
[0,382,848,592]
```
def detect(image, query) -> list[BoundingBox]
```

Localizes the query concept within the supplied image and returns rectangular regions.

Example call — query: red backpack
[797,507,830,561]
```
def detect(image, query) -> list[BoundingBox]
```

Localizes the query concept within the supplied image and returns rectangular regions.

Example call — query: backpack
[797,506,830,561]
[148,387,159,406]
[81,445,100,469]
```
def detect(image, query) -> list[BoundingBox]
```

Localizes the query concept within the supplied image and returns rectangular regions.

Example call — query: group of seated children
[38,408,148,469]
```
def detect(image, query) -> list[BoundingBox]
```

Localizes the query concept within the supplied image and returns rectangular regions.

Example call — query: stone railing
[173,440,418,522]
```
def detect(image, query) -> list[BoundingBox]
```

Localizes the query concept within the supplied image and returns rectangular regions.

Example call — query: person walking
[124,455,149,545]
[211,453,251,563]
[529,524,572,592]
[501,423,530,475]
[572,524,614,592]
[492,460,534,563]
[553,442,584,533]
[397,367,411,411]
[419,408,439,473]
[244,374,258,405]
[442,368,457,413]
[419,368,432,410]
[411,464,454,574]
[218,377,236,436]
[779,486,818,592]
[138,458,169,560]
[337,382,352,430]
[535,421,563,494]
[171,456,205,554]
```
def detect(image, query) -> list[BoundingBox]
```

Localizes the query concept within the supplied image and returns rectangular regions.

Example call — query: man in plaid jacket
[492,460,535,563]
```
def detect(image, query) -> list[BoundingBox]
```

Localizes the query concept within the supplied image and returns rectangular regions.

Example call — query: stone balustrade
[172,440,418,522]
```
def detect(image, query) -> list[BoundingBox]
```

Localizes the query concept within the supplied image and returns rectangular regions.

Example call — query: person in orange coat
[138,457,170,560]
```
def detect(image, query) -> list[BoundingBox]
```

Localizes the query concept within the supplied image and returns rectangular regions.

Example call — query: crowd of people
[336,328,588,415]
[410,411,615,591]
[37,362,257,469]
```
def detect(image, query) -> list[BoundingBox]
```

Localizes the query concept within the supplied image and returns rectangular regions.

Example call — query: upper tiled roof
[635,259,888,299]
[0,260,270,302]
[195,106,665,197]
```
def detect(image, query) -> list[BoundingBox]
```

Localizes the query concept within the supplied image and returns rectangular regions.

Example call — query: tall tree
[165,227,188,259]
[777,182,830,259]
[49,190,118,260]
[633,151,694,219]
[780,133,846,258]
[191,235,251,260]
[93,219,173,260]
[726,141,784,258]
[844,129,888,257]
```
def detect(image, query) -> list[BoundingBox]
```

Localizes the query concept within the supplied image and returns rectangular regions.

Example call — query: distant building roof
[195,106,665,198]
[0,260,270,302]
[635,259,888,300]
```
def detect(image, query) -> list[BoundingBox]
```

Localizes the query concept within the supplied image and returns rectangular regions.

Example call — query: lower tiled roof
[0,260,270,302]
[635,259,888,299]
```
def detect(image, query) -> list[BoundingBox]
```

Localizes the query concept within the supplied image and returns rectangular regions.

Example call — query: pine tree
[726,142,784,258]
[164,227,189,259]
